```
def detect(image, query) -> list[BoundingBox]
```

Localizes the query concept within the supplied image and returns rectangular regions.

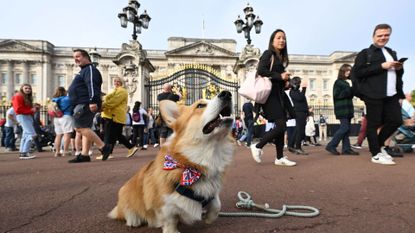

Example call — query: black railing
[0,105,52,126]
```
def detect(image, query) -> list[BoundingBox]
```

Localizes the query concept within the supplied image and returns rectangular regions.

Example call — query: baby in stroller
[391,94,415,153]
[31,124,56,152]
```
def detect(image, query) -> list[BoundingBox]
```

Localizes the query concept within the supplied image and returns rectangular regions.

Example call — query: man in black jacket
[67,49,111,162]
[353,24,405,165]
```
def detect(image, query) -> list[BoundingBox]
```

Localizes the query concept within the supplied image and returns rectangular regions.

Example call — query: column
[7,61,14,101]
[65,64,74,88]
[23,61,29,84]
[100,64,109,93]
[41,58,52,102]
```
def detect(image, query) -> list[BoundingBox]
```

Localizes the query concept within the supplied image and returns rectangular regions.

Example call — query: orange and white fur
[108,91,235,233]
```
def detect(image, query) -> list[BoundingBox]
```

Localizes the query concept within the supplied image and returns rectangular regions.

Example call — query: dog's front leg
[162,216,180,233]
[203,194,221,224]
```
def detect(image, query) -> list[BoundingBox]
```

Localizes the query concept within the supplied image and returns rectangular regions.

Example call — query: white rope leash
[219,191,320,218]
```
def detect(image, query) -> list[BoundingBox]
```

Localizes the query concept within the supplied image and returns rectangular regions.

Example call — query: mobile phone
[398,57,408,63]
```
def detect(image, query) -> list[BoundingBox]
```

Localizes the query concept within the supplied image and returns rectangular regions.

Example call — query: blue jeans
[16,114,36,153]
[4,126,16,149]
[244,118,254,146]
[327,118,351,152]
[148,128,158,144]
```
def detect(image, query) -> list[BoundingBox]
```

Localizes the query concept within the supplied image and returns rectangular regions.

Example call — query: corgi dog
[108,90,235,233]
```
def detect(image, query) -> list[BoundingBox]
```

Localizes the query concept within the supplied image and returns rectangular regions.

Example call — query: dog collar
[174,183,214,208]
[163,154,201,186]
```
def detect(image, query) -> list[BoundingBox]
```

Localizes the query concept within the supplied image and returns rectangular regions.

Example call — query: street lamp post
[117,0,151,41]
[233,3,263,45]
[89,47,101,67]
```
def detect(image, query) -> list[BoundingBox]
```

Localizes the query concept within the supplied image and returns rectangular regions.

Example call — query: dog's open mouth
[202,105,233,134]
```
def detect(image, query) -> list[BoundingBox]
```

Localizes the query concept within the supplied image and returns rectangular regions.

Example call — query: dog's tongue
[203,117,221,134]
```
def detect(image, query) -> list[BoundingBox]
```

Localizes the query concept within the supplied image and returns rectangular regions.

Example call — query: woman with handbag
[52,86,74,157]
[250,29,297,166]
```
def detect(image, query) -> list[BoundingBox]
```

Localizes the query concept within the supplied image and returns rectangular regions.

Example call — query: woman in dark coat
[325,64,359,156]
[250,29,296,166]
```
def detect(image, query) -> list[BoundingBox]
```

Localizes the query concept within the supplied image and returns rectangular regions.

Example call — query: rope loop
[219,191,320,218]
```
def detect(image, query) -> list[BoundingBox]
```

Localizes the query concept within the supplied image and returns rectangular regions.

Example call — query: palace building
[0,37,361,119]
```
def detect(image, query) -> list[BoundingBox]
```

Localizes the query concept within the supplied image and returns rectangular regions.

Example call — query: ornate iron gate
[145,66,239,114]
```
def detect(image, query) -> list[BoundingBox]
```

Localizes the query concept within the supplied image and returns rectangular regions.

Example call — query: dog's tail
[108,205,119,219]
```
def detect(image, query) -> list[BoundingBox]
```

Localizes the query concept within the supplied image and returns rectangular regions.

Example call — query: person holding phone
[353,23,405,165]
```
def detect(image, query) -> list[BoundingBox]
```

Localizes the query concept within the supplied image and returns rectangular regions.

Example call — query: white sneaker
[96,154,114,160]
[371,153,395,165]
[250,144,262,163]
[153,143,159,148]
[380,147,394,161]
[274,156,296,166]
[19,153,36,160]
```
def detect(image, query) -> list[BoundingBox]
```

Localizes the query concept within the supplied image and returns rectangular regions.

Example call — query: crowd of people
[1,24,414,167]
[236,24,413,167]
[0,49,172,162]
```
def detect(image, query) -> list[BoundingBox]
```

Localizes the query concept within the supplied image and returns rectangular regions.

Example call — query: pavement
[1,142,415,233]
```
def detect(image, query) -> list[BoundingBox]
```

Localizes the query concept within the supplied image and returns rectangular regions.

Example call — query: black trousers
[132,125,145,147]
[293,112,307,149]
[256,119,286,159]
[364,95,402,156]
[103,118,134,152]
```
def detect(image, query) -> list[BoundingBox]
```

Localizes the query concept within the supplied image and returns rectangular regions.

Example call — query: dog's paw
[203,212,218,224]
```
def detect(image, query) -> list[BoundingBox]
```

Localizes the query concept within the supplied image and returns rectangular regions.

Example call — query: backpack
[0,118,6,127]
[350,48,373,99]
[47,101,63,118]
[319,116,326,125]
[132,111,141,122]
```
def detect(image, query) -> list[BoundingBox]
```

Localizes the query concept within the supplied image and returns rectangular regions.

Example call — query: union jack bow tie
[163,155,202,186]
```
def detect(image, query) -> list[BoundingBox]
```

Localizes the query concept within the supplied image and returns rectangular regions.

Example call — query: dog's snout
[218,91,232,101]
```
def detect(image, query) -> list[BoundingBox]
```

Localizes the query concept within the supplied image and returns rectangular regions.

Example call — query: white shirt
[402,99,415,117]
[5,107,17,127]
[285,90,296,127]
[381,47,397,97]
[132,108,148,126]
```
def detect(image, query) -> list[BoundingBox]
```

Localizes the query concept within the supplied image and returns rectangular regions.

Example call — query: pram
[30,124,56,152]
[391,108,415,153]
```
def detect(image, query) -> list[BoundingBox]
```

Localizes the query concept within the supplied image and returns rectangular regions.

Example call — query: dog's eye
[196,103,207,108]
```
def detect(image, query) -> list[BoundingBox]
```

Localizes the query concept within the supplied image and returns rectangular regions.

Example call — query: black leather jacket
[353,44,404,99]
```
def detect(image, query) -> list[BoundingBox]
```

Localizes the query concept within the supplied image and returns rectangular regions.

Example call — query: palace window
[15,73,21,85]
[309,79,316,91]
[57,75,66,87]
[30,73,37,85]
[323,79,329,90]
[1,73,6,85]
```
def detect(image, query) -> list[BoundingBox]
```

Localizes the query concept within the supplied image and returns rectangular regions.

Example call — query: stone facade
[0,37,360,110]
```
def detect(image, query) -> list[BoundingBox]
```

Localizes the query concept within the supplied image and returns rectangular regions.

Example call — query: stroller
[30,124,56,152]
[391,108,415,153]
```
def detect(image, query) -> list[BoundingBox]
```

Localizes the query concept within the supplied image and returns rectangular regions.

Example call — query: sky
[1,0,414,92]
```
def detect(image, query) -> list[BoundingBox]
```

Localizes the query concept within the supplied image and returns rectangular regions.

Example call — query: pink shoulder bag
[238,56,274,104]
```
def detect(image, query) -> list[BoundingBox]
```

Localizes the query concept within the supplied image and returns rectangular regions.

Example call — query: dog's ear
[159,100,180,127]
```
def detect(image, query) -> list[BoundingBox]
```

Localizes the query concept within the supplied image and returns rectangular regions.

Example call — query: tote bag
[238,56,274,104]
